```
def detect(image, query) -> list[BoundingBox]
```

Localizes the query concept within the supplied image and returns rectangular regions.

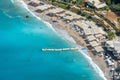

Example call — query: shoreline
[14,0,109,80]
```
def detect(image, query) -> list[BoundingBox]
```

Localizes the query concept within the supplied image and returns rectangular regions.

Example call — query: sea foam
[3,11,14,18]
[11,0,56,33]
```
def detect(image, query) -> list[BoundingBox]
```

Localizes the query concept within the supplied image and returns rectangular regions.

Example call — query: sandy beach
[21,0,112,80]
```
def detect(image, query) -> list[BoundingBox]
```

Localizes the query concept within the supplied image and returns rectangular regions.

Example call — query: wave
[78,48,107,80]
[10,0,14,4]
[54,28,76,44]
[11,0,56,33]
[42,21,57,33]
[3,11,14,18]
[11,0,107,80]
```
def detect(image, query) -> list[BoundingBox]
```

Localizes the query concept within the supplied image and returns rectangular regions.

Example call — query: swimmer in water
[25,15,29,18]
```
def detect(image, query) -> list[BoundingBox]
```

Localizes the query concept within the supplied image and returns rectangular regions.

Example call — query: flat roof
[48,8,64,14]
[74,21,84,29]
[87,35,96,41]
[114,41,120,53]
[57,13,66,17]
[64,15,74,20]
[64,11,81,19]
[94,46,104,52]
[89,21,106,35]
[86,0,107,8]
[36,4,53,11]
[106,41,114,47]
[95,34,103,38]
[84,28,93,35]
[31,0,40,4]
[106,40,120,53]
[89,41,99,47]
[65,11,75,16]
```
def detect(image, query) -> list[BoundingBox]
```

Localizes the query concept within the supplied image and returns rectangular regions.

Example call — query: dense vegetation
[107,30,115,40]
[49,0,120,37]
[50,0,84,5]
[105,0,120,11]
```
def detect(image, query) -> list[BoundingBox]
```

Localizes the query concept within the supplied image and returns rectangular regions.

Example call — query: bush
[81,12,89,17]
[52,2,67,9]
[77,11,82,15]
[107,31,115,40]
[97,6,109,11]
[111,4,120,11]
[117,17,120,23]
[69,8,80,13]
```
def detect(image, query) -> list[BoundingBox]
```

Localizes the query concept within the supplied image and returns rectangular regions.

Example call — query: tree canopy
[105,0,120,11]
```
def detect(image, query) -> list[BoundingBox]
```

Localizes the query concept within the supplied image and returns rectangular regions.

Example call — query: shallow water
[0,0,105,80]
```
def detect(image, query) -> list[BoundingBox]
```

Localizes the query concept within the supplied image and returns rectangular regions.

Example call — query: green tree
[105,0,111,5]
[111,4,120,11]
[107,31,115,40]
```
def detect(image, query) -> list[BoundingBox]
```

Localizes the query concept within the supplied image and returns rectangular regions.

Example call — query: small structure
[84,28,93,36]
[85,0,107,9]
[88,21,106,35]
[47,8,64,15]
[35,4,53,12]
[28,0,40,7]
[94,46,104,53]
[92,27,106,35]
[73,21,86,30]
[46,8,65,17]
[105,40,120,59]
[87,35,96,42]
[95,34,103,38]
[57,13,66,18]
[64,16,74,21]
[105,58,113,66]
[62,11,81,22]
[95,34,106,42]
[89,41,99,47]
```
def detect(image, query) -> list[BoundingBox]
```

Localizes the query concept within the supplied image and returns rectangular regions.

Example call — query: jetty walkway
[42,48,79,52]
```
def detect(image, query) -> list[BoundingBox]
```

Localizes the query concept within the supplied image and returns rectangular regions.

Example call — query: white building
[85,0,107,9]
[105,40,120,59]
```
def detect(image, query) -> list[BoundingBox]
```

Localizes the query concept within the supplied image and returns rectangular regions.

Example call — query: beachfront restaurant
[84,28,93,36]
[46,8,64,17]
[94,46,104,55]
[35,4,53,13]
[85,0,107,9]
[73,21,85,30]
[28,0,40,7]
[63,16,74,23]
[57,13,66,19]
[87,21,106,35]
[86,41,100,55]
[89,41,99,47]
[93,27,106,35]
[62,11,81,23]
[87,35,96,42]
[72,15,81,21]
[84,22,106,41]
[105,40,120,59]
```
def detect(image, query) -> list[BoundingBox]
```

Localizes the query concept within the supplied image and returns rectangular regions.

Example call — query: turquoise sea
[0,0,105,80]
